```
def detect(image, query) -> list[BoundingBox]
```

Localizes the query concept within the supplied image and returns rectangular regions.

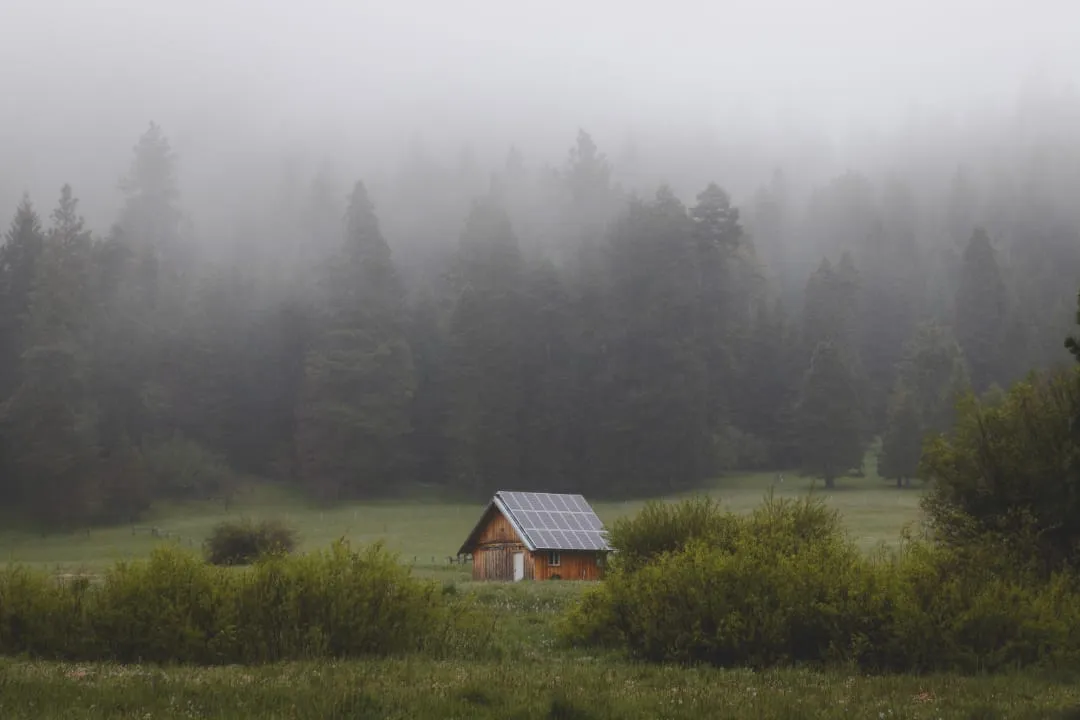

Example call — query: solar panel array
[497,491,610,551]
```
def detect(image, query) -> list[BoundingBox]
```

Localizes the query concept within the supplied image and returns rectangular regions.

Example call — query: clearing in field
[0,465,922,576]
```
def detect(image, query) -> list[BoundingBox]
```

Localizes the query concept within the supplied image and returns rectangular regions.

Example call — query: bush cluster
[920,367,1080,573]
[0,541,488,664]
[560,493,1080,673]
[204,518,298,565]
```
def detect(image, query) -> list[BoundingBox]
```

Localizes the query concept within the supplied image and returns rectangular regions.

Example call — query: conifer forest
[2,99,1078,529]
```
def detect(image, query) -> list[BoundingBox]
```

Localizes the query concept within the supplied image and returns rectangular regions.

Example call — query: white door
[513,552,525,582]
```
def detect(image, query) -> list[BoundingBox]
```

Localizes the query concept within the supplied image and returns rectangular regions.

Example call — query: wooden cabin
[457,491,611,581]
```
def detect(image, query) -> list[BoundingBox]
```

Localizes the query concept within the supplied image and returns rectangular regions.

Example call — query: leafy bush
[204,517,297,566]
[0,541,489,664]
[561,494,1080,674]
[919,367,1080,573]
[603,495,735,574]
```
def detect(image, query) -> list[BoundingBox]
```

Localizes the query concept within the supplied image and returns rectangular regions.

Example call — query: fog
[3,0,1079,237]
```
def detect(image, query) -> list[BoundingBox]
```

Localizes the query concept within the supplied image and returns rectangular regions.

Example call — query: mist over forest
[1,0,1079,527]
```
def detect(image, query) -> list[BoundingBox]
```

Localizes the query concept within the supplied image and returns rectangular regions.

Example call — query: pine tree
[596,187,709,495]
[796,341,864,489]
[690,182,743,444]
[518,260,575,491]
[877,388,923,488]
[954,227,1007,392]
[407,291,450,486]
[442,199,527,497]
[295,181,416,500]
[0,195,44,399]
[732,298,801,467]
[117,121,182,258]
[895,321,970,434]
[0,186,100,525]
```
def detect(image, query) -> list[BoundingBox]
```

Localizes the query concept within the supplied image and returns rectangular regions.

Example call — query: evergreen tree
[690,182,743,445]
[796,341,864,489]
[732,298,801,467]
[895,321,970,434]
[407,291,450,486]
[597,187,709,495]
[518,260,575,491]
[117,121,182,257]
[442,199,527,497]
[0,186,100,525]
[295,181,416,500]
[877,388,923,488]
[0,195,44,400]
[954,227,1007,392]
[802,256,860,360]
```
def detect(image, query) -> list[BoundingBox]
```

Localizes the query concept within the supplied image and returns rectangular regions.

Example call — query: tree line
[0,124,1077,527]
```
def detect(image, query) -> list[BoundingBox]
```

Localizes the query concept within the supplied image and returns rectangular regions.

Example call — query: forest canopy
[1,114,1079,527]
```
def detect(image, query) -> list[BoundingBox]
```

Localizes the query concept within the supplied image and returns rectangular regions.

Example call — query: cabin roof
[457,491,611,555]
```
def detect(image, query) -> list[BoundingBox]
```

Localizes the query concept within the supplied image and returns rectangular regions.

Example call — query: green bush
[204,517,297,566]
[561,495,1080,674]
[603,495,736,574]
[919,367,1080,573]
[0,541,488,664]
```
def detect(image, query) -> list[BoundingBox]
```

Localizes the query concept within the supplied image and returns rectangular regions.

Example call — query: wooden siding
[474,506,521,546]
[532,550,603,581]
[472,544,535,581]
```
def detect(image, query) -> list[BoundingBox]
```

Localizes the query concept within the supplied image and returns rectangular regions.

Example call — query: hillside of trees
[1,122,1078,527]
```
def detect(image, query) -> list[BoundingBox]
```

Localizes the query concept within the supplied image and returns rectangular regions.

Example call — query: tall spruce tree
[295,181,416,500]
[796,341,864,489]
[0,195,44,399]
[597,187,709,495]
[442,199,527,497]
[0,186,100,525]
[0,195,45,503]
[690,182,743,446]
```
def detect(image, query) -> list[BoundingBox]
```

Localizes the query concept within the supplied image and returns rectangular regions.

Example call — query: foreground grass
[0,467,921,574]
[2,658,1079,720]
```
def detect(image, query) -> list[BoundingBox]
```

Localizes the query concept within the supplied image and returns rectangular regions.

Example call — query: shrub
[919,367,1080,573]
[204,518,297,566]
[0,541,487,664]
[561,494,1080,674]
[564,495,890,668]
[883,538,1080,672]
[603,495,735,574]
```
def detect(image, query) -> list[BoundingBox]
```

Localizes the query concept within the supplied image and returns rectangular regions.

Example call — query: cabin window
[548,550,561,566]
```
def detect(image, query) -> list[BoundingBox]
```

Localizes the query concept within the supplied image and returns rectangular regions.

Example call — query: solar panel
[496,491,611,552]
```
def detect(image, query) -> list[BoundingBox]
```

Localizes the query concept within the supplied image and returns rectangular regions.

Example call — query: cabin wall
[470,506,534,581]
[475,508,519,546]
[532,551,602,581]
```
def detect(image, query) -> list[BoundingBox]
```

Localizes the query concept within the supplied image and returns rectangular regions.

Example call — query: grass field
[0,466,923,577]
[4,657,1080,719]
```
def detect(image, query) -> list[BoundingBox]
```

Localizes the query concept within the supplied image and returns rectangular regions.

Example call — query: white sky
[1,0,1078,227]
